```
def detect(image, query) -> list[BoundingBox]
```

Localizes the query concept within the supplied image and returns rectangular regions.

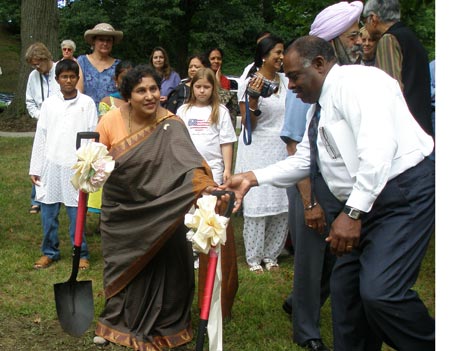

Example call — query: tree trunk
[2,0,59,120]
[174,0,200,77]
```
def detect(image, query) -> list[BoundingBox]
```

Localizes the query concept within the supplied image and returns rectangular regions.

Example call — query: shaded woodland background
[0,0,435,122]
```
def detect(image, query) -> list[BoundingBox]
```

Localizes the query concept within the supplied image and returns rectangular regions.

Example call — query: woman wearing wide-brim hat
[78,23,123,234]
[76,23,123,108]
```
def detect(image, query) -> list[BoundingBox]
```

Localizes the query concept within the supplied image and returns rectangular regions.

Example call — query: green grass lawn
[0,137,434,351]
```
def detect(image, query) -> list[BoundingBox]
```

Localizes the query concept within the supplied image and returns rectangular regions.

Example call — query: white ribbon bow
[185,195,229,254]
[71,142,115,193]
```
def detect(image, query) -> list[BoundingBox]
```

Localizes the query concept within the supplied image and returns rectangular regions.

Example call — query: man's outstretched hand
[218,171,259,213]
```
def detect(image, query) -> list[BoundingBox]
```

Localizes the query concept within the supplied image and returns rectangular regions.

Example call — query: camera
[246,75,279,98]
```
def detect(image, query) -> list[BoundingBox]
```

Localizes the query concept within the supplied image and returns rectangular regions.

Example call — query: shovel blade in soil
[54,280,94,337]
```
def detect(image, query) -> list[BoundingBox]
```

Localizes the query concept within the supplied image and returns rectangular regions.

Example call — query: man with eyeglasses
[25,42,60,215]
[280,3,364,351]
[363,0,433,138]
[309,1,364,65]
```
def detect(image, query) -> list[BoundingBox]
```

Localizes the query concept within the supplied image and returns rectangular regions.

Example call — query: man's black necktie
[308,103,321,206]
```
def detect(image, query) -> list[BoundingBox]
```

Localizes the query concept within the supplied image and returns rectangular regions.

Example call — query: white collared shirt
[29,91,98,206]
[254,64,434,213]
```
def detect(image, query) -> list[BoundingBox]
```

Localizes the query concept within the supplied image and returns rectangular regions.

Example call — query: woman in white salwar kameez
[235,35,289,273]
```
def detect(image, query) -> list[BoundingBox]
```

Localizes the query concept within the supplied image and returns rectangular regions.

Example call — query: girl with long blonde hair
[177,67,236,184]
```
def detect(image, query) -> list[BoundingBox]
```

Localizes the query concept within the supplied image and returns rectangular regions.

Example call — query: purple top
[161,71,181,98]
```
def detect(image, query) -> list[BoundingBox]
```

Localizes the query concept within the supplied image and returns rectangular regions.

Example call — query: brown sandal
[34,256,53,269]
[29,205,40,214]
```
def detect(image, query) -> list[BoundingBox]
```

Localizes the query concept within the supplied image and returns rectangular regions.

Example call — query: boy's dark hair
[55,59,79,77]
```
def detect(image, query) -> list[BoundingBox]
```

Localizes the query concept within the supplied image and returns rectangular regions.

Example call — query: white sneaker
[263,259,280,271]
[93,336,109,346]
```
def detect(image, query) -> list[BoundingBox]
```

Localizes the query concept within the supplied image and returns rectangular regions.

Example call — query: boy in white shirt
[29,59,98,270]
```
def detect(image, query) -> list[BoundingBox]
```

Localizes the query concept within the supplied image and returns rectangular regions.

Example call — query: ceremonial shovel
[54,131,99,337]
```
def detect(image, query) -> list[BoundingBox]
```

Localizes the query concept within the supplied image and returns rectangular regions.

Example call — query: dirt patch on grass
[0,313,125,351]
[0,315,79,350]
[0,113,37,132]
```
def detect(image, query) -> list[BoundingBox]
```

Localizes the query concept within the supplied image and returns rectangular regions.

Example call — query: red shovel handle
[199,248,219,320]
[74,191,87,247]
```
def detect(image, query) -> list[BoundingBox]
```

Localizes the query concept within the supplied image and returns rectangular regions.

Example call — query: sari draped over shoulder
[95,115,215,351]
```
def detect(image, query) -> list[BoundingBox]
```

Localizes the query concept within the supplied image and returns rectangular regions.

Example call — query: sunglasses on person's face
[62,48,73,52]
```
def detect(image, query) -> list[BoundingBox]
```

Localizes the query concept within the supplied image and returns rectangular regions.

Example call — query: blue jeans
[31,184,40,206]
[40,203,89,260]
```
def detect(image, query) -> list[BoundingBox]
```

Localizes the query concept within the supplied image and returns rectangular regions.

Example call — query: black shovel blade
[54,280,94,337]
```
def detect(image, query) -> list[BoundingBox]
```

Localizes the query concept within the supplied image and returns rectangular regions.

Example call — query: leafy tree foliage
[272,0,337,41]
[1,0,436,75]
[58,0,268,76]
[0,0,21,32]
[58,0,110,57]
[0,0,436,121]
[187,0,267,75]
[401,0,435,59]
[57,0,434,76]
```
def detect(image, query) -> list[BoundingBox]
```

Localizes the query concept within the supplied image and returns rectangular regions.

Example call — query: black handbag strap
[242,93,252,145]
[39,74,45,102]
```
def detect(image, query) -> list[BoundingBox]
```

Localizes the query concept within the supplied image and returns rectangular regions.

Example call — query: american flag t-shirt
[188,118,210,131]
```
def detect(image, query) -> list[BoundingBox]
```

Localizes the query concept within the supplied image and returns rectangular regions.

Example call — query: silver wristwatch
[343,206,362,220]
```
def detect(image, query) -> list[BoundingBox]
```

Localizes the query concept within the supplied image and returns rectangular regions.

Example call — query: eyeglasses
[62,48,73,52]
[30,59,43,68]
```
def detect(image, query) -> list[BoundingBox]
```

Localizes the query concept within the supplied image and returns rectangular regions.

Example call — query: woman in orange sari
[93,65,217,350]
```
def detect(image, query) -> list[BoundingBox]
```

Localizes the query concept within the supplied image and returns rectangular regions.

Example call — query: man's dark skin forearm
[298,178,327,234]
[286,139,327,234]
